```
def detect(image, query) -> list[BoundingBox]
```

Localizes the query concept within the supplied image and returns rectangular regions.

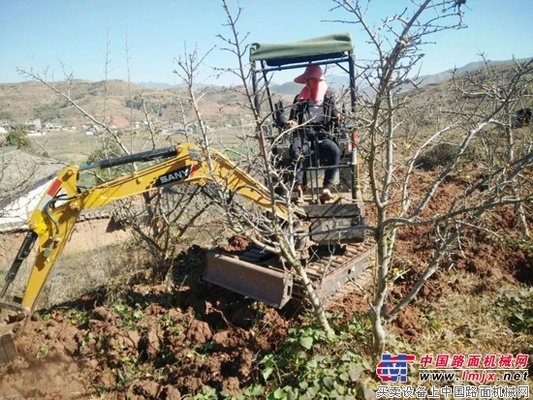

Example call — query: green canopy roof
[249,32,353,67]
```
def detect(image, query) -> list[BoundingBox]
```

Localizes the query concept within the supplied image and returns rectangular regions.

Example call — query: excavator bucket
[0,333,17,364]
[0,309,26,365]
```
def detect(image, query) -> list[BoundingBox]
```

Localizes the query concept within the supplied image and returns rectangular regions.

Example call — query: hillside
[0,80,263,129]
[1,164,531,399]
[2,59,529,131]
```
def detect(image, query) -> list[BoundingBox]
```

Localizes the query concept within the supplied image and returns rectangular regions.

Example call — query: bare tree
[170,1,336,333]
[331,0,533,356]
[15,47,216,281]
[221,0,339,332]
[450,56,533,237]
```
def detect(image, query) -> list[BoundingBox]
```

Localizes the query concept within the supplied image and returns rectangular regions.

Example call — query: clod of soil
[220,234,252,253]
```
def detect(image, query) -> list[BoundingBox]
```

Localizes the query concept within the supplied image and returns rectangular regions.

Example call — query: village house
[43,122,63,130]
[0,150,65,231]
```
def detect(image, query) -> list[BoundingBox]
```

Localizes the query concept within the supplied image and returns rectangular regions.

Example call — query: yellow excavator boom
[0,143,294,337]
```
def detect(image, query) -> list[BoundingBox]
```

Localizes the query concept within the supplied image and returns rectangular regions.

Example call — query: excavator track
[292,239,375,303]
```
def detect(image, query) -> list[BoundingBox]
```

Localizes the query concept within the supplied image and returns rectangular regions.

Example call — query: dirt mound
[220,234,252,253]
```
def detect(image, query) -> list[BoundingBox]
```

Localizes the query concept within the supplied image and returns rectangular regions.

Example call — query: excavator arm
[0,143,296,362]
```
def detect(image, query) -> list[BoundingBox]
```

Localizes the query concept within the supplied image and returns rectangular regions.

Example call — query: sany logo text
[155,165,194,187]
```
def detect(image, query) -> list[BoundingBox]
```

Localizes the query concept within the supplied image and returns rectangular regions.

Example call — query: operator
[285,65,341,204]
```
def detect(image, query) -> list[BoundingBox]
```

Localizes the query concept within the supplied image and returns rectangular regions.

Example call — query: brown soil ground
[0,244,296,399]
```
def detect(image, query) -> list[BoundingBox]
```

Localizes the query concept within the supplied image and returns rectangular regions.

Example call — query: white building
[43,122,62,130]
[22,119,42,131]
[0,150,65,231]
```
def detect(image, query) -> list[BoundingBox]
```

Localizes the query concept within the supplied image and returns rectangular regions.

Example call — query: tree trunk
[293,259,333,334]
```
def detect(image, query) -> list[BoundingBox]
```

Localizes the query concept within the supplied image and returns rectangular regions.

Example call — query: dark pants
[289,136,340,187]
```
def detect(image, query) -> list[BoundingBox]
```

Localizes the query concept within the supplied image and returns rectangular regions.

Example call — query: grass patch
[394,269,533,388]
[495,288,533,334]
[412,272,529,353]
[251,313,375,399]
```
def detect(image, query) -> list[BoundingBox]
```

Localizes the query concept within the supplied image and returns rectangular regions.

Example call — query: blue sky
[1,0,532,86]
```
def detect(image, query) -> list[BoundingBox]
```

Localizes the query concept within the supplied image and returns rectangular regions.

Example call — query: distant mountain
[136,81,174,89]
[270,81,301,95]
[452,58,531,74]
[355,57,533,99]
[417,57,531,86]
[0,80,249,127]
[1,58,529,128]
[274,58,532,96]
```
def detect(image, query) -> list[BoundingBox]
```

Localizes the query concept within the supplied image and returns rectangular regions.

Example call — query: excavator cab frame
[249,32,360,202]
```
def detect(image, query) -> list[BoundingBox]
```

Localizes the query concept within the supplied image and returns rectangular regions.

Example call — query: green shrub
[253,315,373,399]
[4,125,33,151]
[495,289,533,333]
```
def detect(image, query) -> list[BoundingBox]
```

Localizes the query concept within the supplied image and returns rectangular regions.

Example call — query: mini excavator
[0,32,375,364]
